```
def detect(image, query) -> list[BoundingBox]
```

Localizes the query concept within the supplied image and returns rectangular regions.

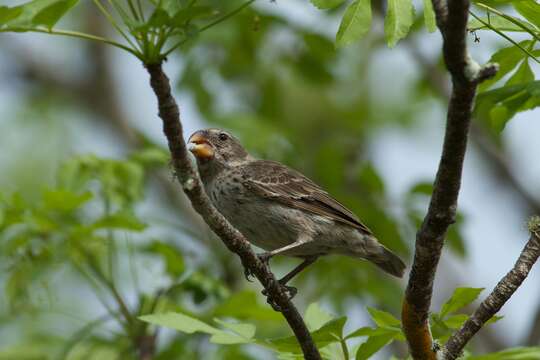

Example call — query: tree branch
[401,0,498,358]
[144,63,321,360]
[407,43,540,216]
[442,217,540,359]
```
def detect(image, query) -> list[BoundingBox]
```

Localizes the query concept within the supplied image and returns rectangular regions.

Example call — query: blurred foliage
[140,289,507,359]
[0,0,539,359]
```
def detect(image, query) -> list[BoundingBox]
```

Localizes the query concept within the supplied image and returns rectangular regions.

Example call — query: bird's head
[188,129,250,171]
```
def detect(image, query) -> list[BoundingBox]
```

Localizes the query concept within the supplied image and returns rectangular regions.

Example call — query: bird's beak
[188,131,215,160]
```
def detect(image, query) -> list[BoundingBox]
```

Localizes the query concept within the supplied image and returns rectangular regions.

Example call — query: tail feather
[367,245,406,278]
[342,233,407,277]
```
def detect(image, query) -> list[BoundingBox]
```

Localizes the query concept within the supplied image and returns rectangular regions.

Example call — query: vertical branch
[442,218,540,359]
[401,0,498,358]
[144,63,321,360]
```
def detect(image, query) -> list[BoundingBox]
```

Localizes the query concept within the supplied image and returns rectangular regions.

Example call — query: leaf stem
[469,12,540,64]
[339,337,350,360]
[475,3,540,42]
[93,0,141,53]
[136,0,145,21]
[0,27,142,60]
[126,0,141,20]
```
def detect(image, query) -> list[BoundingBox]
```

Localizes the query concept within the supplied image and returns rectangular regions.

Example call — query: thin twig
[442,218,540,359]
[144,63,321,360]
[401,0,498,358]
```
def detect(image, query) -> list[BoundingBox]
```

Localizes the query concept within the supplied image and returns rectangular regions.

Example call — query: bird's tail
[363,238,406,278]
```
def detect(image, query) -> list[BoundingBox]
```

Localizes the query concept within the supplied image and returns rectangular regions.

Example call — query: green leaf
[384,0,414,47]
[346,326,400,340]
[356,333,395,360]
[346,327,379,339]
[130,147,169,166]
[366,307,401,327]
[171,6,214,26]
[468,346,540,360]
[357,163,384,195]
[139,312,219,334]
[486,315,504,325]
[214,319,256,340]
[142,241,185,278]
[147,8,171,27]
[269,317,347,353]
[444,314,468,329]
[210,319,256,344]
[32,0,78,29]
[42,189,92,211]
[92,212,147,231]
[2,0,60,28]
[209,331,250,345]
[336,0,372,47]
[476,81,540,131]
[310,0,346,9]
[513,0,540,28]
[178,271,229,304]
[138,313,256,345]
[446,212,466,257]
[468,14,536,32]
[409,181,433,196]
[440,287,484,317]
[422,0,436,32]
[505,59,534,86]
[213,291,282,322]
[0,6,23,24]
[479,41,533,92]
[304,303,334,330]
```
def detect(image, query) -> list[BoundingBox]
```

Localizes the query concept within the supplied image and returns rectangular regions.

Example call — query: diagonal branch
[144,63,321,360]
[401,0,498,358]
[442,217,540,359]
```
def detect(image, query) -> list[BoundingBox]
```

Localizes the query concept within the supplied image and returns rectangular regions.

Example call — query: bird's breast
[204,174,298,251]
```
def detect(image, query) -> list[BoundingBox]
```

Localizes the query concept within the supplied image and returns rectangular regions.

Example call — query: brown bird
[188,128,405,298]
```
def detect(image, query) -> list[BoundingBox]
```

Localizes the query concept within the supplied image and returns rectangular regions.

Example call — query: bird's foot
[266,296,282,312]
[283,284,298,299]
[243,267,254,282]
[257,252,272,267]
[262,281,298,312]
[243,252,272,282]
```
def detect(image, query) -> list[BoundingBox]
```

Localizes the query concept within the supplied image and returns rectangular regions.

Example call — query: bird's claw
[244,267,255,282]
[262,281,298,312]
[257,252,271,266]
[284,285,298,299]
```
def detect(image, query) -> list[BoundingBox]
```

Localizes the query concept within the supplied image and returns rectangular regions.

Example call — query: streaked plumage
[188,128,406,286]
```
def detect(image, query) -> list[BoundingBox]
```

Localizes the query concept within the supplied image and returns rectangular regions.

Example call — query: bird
[187,128,406,300]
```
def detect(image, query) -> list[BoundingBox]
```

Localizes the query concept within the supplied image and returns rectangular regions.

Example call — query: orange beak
[188,131,215,160]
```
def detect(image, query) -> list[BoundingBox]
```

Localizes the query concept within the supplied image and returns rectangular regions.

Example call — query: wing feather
[241,160,372,234]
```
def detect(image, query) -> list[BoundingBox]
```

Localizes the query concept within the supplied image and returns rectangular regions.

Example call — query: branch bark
[145,63,321,360]
[401,0,498,358]
[442,219,540,359]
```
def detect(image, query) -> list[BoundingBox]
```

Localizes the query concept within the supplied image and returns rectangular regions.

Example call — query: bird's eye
[218,133,228,141]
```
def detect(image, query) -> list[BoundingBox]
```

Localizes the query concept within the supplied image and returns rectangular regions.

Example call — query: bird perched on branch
[188,128,405,299]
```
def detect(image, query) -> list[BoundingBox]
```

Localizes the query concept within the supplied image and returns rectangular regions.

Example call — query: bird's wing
[240,160,372,234]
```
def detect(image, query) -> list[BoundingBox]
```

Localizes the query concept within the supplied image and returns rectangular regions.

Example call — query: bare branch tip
[476,62,499,83]
[528,215,540,234]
